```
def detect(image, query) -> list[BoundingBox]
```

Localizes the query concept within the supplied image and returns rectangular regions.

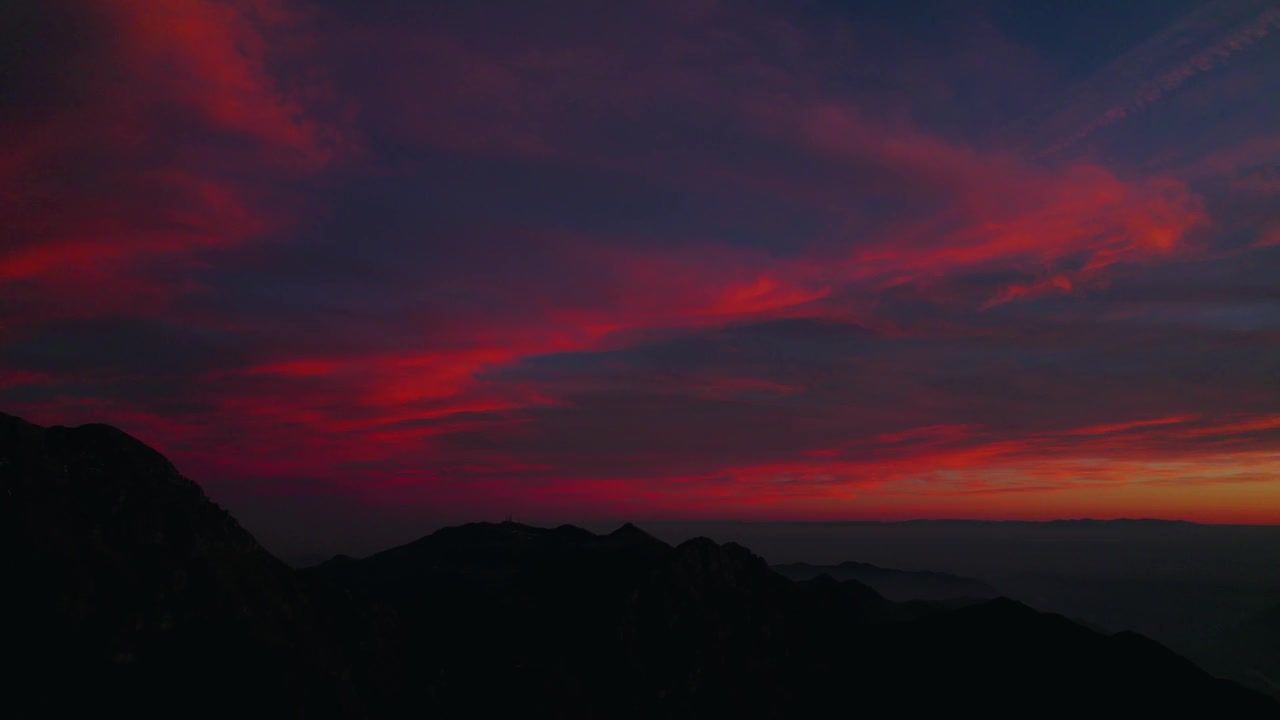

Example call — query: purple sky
[3,0,1280,554]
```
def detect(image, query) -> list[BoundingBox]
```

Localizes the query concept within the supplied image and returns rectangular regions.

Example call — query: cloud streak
[1041,1,1280,156]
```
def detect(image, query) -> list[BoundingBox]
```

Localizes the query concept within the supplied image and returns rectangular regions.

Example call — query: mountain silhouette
[0,412,398,719]
[3,412,1277,717]
[773,559,999,602]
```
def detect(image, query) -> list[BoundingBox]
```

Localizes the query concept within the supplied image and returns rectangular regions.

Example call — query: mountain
[315,521,1276,716]
[4,411,1277,717]
[773,559,999,602]
[0,412,398,719]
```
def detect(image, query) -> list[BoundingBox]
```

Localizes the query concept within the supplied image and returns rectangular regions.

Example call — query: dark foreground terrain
[2,411,1275,718]
[637,518,1280,699]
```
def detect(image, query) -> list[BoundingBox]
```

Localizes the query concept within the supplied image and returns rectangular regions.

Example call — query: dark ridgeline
[2,412,1276,718]
[0,412,401,719]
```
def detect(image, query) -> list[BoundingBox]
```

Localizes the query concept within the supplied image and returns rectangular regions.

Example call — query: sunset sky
[4,0,1280,550]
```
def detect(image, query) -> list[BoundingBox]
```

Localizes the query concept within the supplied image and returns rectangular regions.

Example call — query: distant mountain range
[3,411,1276,718]
[700,518,1207,527]
[772,560,998,602]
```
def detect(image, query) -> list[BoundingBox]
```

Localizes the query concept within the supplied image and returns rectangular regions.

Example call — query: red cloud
[1063,415,1198,436]
[0,0,345,327]
[5,0,1277,533]
[107,0,342,167]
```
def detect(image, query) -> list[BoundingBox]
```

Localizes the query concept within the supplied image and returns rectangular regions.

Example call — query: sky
[3,0,1280,553]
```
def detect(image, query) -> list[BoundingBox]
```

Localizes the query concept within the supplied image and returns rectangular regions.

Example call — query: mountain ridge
[3,412,1276,718]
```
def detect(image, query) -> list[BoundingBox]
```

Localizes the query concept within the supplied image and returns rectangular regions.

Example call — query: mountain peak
[2,411,387,718]
[608,521,662,543]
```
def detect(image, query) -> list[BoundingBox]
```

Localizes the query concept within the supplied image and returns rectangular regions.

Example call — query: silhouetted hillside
[3,412,1276,718]
[317,521,1276,716]
[0,412,398,719]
